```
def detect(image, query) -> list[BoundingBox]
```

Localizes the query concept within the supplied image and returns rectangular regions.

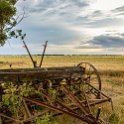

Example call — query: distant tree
[0,0,25,46]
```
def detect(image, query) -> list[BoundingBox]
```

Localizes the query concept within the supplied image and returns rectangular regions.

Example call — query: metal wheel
[77,62,102,98]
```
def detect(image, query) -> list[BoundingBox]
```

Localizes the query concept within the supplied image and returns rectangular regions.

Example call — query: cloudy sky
[1,0,124,55]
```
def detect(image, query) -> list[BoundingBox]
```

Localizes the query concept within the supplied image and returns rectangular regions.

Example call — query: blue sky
[1,0,124,55]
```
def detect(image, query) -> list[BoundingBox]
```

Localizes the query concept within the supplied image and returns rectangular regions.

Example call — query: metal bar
[39,41,48,67]
[23,97,89,123]
[56,100,79,114]
[89,99,110,106]
[41,91,81,117]
[96,107,101,120]
[53,106,104,124]
[44,90,89,118]
[23,99,32,118]
[0,113,21,123]
[86,82,111,100]
[61,86,89,115]
[61,86,101,123]
[110,99,114,111]
[80,88,91,114]
[40,92,52,102]
[23,40,35,68]
[25,91,109,123]
[0,67,82,75]
[38,91,81,116]
[22,110,49,123]
[67,98,111,107]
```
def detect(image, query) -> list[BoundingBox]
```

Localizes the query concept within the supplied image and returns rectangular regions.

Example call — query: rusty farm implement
[0,41,113,124]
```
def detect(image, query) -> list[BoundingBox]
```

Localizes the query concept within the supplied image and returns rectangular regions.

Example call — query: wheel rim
[77,62,102,98]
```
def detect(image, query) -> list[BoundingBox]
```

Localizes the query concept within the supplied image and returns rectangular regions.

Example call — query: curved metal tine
[60,86,100,123]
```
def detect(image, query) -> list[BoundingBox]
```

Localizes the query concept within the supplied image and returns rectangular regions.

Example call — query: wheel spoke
[77,62,101,99]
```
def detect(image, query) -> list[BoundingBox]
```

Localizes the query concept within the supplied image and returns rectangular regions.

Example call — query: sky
[1,0,124,55]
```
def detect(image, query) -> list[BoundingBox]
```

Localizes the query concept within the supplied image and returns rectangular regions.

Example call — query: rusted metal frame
[88,98,110,106]
[79,86,91,113]
[60,86,103,123]
[78,62,102,99]
[56,100,80,114]
[21,110,49,123]
[67,98,111,108]
[43,93,81,116]
[0,109,49,123]
[61,85,89,115]
[50,98,110,116]
[89,88,100,97]
[52,106,104,124]
[62,86,101,124]
[41,91,80,115]
[86,82,113,110]
[60,87,106,124]
[23,40,36,68]
[38,91,52,103]
[0,113,21,123]
[68,100,108,115]
[23,97,90,123]
[53,100,106,123]
[84,115,103,124]
[39,41,48,67]
[78,62,102,91]
[23,99,32,118]
[89,89,111,105]
[43,93,78,115]
[0,91,106,124]
[86,82,111,100]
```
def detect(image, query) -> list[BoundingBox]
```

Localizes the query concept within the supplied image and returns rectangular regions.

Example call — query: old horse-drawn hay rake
[0,41,113,124]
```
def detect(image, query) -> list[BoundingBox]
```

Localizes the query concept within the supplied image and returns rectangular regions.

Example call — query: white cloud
[3,0,124,55]
[91,0,124,11]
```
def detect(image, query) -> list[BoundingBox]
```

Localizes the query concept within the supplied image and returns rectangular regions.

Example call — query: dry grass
[0,55,124,123]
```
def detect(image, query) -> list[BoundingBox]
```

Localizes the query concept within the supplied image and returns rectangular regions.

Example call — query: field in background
[0,55,124,123]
